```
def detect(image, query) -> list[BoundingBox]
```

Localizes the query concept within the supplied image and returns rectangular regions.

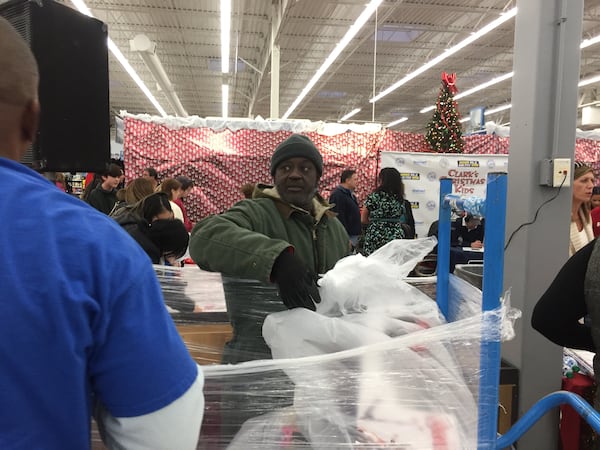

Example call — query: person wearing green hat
[189,132,349,438]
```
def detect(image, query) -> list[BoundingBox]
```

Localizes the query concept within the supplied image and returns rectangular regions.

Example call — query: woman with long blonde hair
[570,161,595,256]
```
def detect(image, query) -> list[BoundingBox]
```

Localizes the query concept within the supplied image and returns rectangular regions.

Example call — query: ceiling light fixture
[457,103,511,123]
[282,0,384,119]
[581,35,600,49]
[419,72,514,113]
[579,100,600,109]
[340,108,361,121]
[221,0,231,73]
[130,34,188,117]
[70,0,168,117]
[486,103,512,115]
[455,72,514,100]
[387,117,408,127]
[579,74,600,88]
[417,31,600,115]
[221,0,231,118]
[370,7,517,104]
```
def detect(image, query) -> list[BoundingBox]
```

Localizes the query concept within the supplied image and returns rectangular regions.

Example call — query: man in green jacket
[189,133,349,440]
[190,133,349,362]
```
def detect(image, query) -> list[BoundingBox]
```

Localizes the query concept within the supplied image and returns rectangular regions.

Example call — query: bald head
[0,17,39,106]
[0,16,40,160]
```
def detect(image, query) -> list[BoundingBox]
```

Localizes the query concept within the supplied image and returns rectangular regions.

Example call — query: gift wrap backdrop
[124,117,600,236]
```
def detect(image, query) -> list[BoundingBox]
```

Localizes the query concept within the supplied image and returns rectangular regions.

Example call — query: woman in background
[113,192,187,266]
[54,172,66,192]
[175,175,195,232]
[570,162,595,256]
[360,167,415,256]
[110,177,156,216]
[160,178,184,222]
[124,177,155,204]
[113,192,196,312]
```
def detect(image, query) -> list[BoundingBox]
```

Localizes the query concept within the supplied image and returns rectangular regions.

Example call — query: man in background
[144,166,160,189]
[451,212,485,249]
[329,169,361,250]
[0,17,203,449]
[86,162,123,214]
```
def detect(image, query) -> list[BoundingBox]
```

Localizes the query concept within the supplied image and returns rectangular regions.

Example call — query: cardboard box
[177,322,233,365]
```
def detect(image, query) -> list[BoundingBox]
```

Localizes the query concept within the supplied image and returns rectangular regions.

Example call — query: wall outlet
[540,158,571,187]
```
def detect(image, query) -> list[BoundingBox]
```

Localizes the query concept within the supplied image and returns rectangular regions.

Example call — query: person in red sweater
[175,175,194,232]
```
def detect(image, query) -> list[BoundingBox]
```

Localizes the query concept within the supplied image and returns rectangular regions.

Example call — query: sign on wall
[380,152,508,238]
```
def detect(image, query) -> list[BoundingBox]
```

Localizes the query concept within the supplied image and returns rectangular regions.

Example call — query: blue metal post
[436,178,453,319]
[477,172,508,448]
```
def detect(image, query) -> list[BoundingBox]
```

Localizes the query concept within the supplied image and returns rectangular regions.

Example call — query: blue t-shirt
[0,158,198,449]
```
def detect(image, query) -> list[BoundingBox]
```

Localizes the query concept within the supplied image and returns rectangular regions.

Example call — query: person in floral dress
[360,167,415,256]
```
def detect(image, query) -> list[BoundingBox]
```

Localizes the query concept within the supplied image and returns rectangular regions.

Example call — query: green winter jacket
[189,184,349,363]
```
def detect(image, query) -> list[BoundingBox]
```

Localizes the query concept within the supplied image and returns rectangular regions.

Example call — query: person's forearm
[97,365,205,450]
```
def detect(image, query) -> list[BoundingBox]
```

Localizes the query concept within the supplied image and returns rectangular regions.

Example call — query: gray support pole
[270,44,280,119]
[503,1,583,448]
[269,2,281,119]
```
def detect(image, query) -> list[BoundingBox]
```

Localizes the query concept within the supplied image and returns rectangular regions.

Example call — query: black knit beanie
[270,134,323,176]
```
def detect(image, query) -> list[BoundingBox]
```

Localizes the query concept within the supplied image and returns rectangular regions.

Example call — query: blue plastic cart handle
[496,391,600,449]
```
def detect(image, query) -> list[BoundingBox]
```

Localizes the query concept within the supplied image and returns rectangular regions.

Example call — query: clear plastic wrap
[155,239,520,449]
[200,303,518,449]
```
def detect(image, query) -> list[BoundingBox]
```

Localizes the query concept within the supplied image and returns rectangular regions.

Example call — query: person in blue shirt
[329,169,361,250]
[0,17,204,449]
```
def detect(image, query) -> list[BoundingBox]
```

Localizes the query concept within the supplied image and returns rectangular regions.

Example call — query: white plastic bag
[258,238,477,448]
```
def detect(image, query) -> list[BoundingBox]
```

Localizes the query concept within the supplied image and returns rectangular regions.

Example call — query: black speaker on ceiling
[0,0,110,172]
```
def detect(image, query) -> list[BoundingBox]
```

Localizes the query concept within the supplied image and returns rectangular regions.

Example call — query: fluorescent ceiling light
[417,31,600,116]
[455,72,514,100]
[418,30,600,114]
[70,0,167,117]
[282,0,384,119]
[69,0,92,16]
[387,117,408,127]
[581,35,600,49]
[486,103,512,115]
[221,0,231,73]
[222,84,229,118]
[579,74,600,87]
[340,108,361,121]
[419,72,514,113]
[458,103,510,122]
[370,7,517,103]
[579,100,600,109]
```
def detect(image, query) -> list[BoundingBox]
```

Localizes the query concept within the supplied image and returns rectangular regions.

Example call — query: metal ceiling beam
[247,0,289,117]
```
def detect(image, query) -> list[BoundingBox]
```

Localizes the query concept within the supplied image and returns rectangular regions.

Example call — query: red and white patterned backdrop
[123,117,600,224]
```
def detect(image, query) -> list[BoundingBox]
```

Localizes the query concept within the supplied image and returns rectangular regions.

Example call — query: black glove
[271,251,321,311]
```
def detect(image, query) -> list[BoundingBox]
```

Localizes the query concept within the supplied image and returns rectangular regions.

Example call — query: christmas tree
[425,72,465,153]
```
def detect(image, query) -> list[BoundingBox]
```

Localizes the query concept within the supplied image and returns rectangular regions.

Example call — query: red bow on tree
[442,72,458,95]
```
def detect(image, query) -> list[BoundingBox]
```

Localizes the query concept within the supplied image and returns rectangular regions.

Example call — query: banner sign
[380,152,508,239]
